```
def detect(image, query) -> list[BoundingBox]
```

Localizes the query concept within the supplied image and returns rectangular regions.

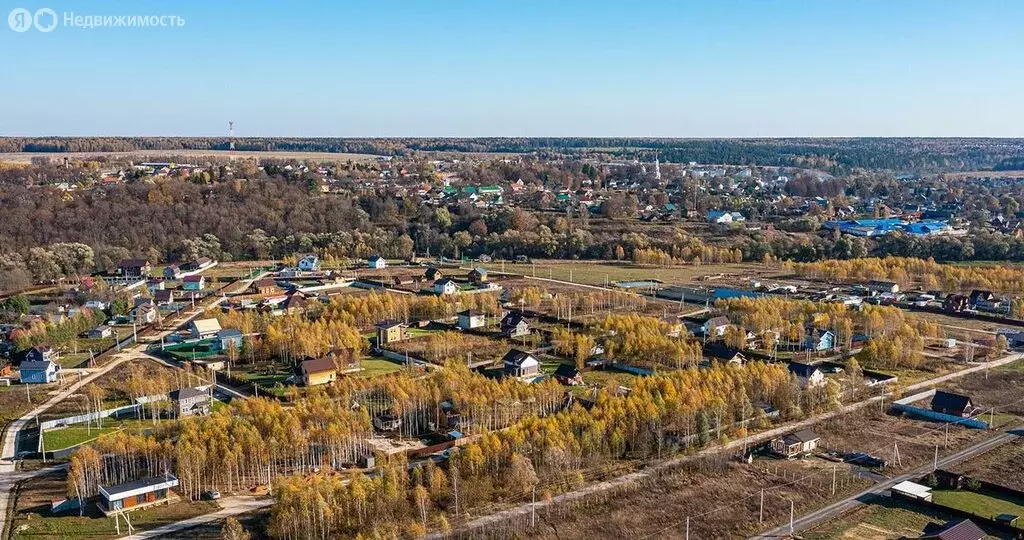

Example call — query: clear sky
[2,0,1022,137]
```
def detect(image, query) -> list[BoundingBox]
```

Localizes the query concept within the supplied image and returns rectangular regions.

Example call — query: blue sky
[1,0,1022,137]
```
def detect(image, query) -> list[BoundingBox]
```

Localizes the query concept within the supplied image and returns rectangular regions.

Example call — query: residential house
[661,315,684,337]
[182,275,205,291]
[373,413,402,431]
[368,256,387,269]
[930,390,978,417]
[920,519,986,540]
[163,265,182,280]
[943,294,969,312]
[298,255,321,272]
[154,290,175,305]
[771,429,820,458]
[867,280,900,294]
[468,267,488,285]
[19,360,60,384]
[456,309,487,330]
[189,318,222,339]
[170,387,212,417]
[502,349,540,380]
[969,290,1001,311]
[147,280,165,293]
[216,329,243,352]
[116,259,151,278]
[84,300,109,311]
[553,363,583,386]
[706,210,745,224]
[424,267,443,282]
[88,325,113,339]
[181,257,215,272]
[432,278,459,296]
[99,475,179,514]
[703,343,746,365]
[375,320,408,345]
[250,278,280,296]
[282,292,309,314]
[701,316,731,338]
[803,330,835,352]
[301,357,337,386]
[788,362,825,388]
[500,311,529,338]
[131,304,157,324]
[24,345,56,364]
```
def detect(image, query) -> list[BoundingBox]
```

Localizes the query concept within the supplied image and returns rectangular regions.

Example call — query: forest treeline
[789,256,1024,293]
[2,137,1022,173]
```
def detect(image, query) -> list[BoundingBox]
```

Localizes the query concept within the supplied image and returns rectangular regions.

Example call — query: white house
[502,349,540,380]
[456,309,487,330]
[368,256,387,269]
[298,255,320,272]
[788,362,826,388]
[433,278,459,295]
[189,318,222,340]
[706,210,746,224]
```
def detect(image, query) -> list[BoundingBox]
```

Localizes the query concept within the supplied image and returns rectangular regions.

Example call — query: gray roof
[19,360,55,371]
[170,387,208,401]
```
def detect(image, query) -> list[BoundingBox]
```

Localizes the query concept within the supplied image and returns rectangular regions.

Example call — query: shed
[891,480,933,502]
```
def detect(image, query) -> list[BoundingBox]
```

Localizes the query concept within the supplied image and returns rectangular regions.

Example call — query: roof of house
[99,475,179,500]
[501,311,527,326]
[301,357,337,375]
[784,429,819,443]
[118,259,149,268]
[252,278,278,289]
[554,363,580,378]
[92,325,111,333]
[190,318,221,334]
[921,519,986,540]
[424,267,442,278]
[368,255,384,262]
[788,362,821,378]
[216,328,242,338]
[703,343,745,361]
[931,390,972,412]
[435,278,457,286]
[459,309,483,317]
[183,275,204,283]
[470,267,487,275]
[704,316,730,328]
[154,290,173,301]
[375,320,405,329]
[502,349,538,367]
[19,360,55,371]
[170,387,208,401]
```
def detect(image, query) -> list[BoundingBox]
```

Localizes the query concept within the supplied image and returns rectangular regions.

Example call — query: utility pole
[933,445,939,471]
[685,517,690,540]
[790,499,795,535]
[759,489,764,523]
[531,486,536,528]
[832,464,837,495]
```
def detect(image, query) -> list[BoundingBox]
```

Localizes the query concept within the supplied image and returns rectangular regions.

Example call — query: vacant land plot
[351,357,404,378]
[951,439,1024,491]
[484,261,771,287]
[42,418,167,451]
[42,358,181,421]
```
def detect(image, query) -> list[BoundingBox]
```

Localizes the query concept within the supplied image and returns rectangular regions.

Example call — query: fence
[891,389,989,429]
[39,403,142,430]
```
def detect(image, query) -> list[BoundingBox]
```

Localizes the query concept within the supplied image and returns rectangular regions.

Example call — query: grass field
[352,357,404,378]
[43,418,167,450]
[932,489,1024,522]
[481,261,768,287]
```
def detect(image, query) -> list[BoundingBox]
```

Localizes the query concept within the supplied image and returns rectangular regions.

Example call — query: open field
[351,357,404,378]
[483,261,771,287]
[8,471,219,539]
[0,149,382,164]
[40,358,185,421]
[951,438,1024,491]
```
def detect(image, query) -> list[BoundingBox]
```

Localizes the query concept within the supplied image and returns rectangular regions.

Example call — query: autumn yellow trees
[600,314,702,369]
[790,257,1024,293]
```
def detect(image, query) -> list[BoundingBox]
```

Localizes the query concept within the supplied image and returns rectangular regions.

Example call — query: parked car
[202,490,221,500]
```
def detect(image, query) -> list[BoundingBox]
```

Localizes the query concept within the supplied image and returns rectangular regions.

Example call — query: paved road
[752,426,1023,538]
[434,351,1024,539]
[114,496,272,539]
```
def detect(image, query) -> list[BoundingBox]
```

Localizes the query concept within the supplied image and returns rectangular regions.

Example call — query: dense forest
[2,137,1022,173]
